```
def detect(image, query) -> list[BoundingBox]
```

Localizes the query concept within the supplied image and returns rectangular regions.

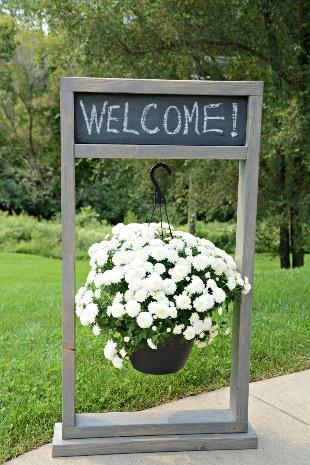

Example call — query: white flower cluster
[75,222,251,369]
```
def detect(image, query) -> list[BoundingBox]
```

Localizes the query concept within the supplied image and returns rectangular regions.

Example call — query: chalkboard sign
[74,93,247,146]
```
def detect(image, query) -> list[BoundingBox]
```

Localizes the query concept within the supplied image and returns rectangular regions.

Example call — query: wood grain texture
[53,422,258,457]
[230,95,263,424]
[62,349,75,427]
[62,410,247,439]
[60,82,76,427]
[75,144,248,160]
[61,77,263,96]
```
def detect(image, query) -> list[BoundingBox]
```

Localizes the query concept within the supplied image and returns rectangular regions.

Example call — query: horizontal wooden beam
[61,77,263,96]
[75,144,248,160]
[62,409,247,439]
[53,422,257,457]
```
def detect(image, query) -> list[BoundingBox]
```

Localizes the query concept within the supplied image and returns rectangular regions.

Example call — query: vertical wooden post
[60,79,76,428]
[230,95,263,426]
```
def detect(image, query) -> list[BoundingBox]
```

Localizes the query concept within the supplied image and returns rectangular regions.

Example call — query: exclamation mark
[231,103,238,137]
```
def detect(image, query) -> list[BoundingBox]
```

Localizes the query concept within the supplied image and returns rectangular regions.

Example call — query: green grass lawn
[0,252,309,462]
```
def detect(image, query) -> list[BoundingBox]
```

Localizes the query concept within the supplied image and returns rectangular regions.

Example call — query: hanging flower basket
[130,335,194,375]
[75,222,251,375]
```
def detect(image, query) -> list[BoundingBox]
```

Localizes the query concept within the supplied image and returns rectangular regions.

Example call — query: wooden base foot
[52,422,258,457]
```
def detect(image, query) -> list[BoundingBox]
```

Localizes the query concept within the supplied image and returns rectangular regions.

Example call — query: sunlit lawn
[0,252,309,462]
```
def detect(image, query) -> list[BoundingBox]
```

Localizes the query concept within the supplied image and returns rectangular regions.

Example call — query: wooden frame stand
[53,78,263,457]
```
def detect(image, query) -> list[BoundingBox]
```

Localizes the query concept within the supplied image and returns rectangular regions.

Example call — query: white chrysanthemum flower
[192,254,210,271]
[153,302,170,319]
[80,303,98,325]
[145,273,163,291]
[170,265,189,283]
[166,249,179,263]
[86,269,96,285]
[128,279,144,291]
[168,306,178,318]
[204,316,212,331]
[104,339,117,360]
[124,289,134,302]
[112,223,124,235]
[193,294,214,312]
[183,326,196,340]
[125,267,146,283]
[111,302,126,318]
[82,290,93,306]
[175,293,191,310]
[169,238,184,251]
[189,312,200,324]
[144,261,154,273]
[206,279,217,291]
[95,249,108,266]
[195,340,207,348]
[75,304,83,317]
[119,348,127,358]
[92,324,101,336]
[75,286,85,305]
[136,312,153,328]
[125,300,141,317]
[147,338,157,349]
[173,324,185,335]
[112,356,123,369]
[212,258,227,276]
[242,276,252,295]
[213,287,226,304]
[236,273,244,286]
[88,242,101,258]
[226,255,237,270]
[94,289,101,299]
[151,291,168,302]
[154,263,166,274]
[186,276,204,295]
[135,288,148,302]
[150,247,167,261]
[163,279,177,295]
[192,319,206,335]
[124,336,130,342]
[227,276,236,290]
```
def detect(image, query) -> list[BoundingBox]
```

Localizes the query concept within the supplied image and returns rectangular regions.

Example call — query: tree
[38,0,308,267]
[1,1,309,266]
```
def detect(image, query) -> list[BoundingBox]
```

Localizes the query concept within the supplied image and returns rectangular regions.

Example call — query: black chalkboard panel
[74,93,247,146]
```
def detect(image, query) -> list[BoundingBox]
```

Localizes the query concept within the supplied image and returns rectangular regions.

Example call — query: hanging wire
[148,163,173,240]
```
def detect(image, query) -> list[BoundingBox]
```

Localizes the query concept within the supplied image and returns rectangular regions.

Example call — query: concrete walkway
[6,370,310,465]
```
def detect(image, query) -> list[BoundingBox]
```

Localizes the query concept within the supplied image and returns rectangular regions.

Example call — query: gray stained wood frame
[53,423,258,457]
[58,77,263,455]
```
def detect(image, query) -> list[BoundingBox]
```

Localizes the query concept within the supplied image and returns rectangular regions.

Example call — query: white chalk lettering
[123,102,139,134]
[80,100,107,135]
[183,102,200,134]
[203,103,224,133]
[141,103,160,134]
[163,105,181,135]
[231,102,238,137]
[107,105,120,133]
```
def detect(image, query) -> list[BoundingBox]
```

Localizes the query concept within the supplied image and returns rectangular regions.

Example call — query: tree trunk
[279,225,290,268]
[277,148,290,268]
[290,207,304,267]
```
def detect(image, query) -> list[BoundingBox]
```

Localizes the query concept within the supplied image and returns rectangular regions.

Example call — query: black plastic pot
[130,336,193,375]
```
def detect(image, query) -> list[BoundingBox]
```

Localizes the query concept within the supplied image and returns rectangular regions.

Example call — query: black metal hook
[148,163,173,240]
[150,162,171,205]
